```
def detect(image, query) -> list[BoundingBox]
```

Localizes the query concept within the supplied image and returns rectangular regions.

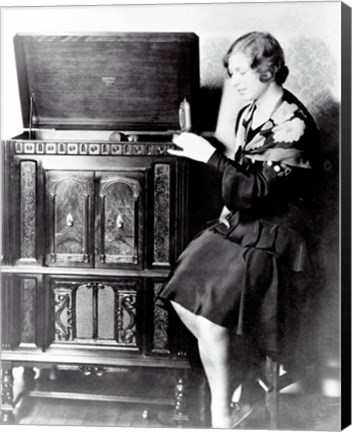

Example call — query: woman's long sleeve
[207,150,295,211]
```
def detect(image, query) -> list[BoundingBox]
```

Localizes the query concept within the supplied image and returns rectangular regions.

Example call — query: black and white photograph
[0,1,350,431]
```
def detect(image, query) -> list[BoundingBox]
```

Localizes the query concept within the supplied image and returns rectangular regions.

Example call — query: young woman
[159,32,319,428]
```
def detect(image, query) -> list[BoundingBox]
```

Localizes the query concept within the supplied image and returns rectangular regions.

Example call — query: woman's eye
[227,69,249,77]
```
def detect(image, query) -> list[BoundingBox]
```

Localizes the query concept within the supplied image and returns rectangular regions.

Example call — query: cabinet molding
[14,141,176,157]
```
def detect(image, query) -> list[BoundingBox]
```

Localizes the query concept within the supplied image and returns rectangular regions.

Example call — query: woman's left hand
[168,132,216,163]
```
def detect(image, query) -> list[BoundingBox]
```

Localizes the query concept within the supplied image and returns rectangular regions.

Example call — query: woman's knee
[196,315,230,344]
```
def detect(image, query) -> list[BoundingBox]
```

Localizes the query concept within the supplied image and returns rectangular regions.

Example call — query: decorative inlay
[67,143,79,154]
[2,369,14,406]
[54,288,73,341]
[15,142,23,153]
[152,282,170,354]
[36,142,45,153]
[46,144,57,154]
[20,278,36,343]
[101,144,110,155]
[79,366,107,376]
[15,141,175,156]
[58,143,66,154]
[20,161,37,259]
[80,143,88,154]
[116,289,137,346]
[24,143,35,153]
[174,377,188,425]
[88,144,100,155]
[153,164,171,265]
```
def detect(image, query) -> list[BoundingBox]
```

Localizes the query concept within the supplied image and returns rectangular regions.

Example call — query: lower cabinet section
[1,272,209,426]
[49,277,141,349]
[1,273,187,356]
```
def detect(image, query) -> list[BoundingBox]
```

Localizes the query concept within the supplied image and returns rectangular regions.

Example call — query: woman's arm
[208,152,311,211]
[168,131,310,212]
[207,150,301,211]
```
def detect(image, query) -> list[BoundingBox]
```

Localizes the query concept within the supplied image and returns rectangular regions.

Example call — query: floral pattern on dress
[245,135,266,150]
[235,89,315,169]
[261,120,274,131]
[271,101,299,124]
[272,117,306,143]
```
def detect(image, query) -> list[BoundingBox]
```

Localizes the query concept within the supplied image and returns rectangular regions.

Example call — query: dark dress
[159,89,320,359]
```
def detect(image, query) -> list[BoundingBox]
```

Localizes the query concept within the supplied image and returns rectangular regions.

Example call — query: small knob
[128,134,138,142]
[66,213,74,227]
[116,214,124,229]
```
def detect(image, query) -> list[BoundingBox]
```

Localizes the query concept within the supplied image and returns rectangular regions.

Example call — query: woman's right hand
[168,132,216,163]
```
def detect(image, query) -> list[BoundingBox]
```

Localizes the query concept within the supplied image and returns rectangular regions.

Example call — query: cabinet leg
[1,368,15,424]
[173,376,189,427]
[198,373,211,427]
[265,356,279,429]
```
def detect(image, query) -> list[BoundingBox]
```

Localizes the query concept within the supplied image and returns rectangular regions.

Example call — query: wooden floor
[3,367,341,430]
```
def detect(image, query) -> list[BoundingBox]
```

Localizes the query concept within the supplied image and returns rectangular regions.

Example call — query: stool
[258,354,304,429]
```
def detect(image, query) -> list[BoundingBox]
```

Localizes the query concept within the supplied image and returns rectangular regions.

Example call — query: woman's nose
[230,74,240,87]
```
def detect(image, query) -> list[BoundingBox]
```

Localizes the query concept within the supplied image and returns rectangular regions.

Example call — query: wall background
[1,1,341,396]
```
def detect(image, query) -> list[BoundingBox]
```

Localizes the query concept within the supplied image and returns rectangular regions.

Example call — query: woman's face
[227,51,271,102]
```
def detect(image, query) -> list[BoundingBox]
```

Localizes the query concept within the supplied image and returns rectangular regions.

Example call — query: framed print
[0,1,350,430]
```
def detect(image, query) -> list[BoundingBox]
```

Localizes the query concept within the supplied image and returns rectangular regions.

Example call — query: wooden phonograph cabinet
[1,33,206,426]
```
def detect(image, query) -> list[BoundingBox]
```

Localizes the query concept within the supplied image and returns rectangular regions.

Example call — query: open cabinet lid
[14,32,199,131]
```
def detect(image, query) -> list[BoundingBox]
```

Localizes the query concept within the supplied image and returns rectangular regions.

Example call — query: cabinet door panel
[46,171,94,267]
[96,171,144,268]
[50,277,140,350]
[75,284,94,339]
[97,286,115,340]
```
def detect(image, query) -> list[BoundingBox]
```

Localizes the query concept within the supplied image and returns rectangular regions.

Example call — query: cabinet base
[1,363,209,427]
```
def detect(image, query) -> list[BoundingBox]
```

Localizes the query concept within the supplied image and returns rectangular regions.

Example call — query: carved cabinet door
[95,171,144,269]
[49,277,140,350]
[45,171,94,267]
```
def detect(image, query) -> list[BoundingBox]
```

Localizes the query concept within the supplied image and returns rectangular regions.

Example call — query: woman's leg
[196,315,232,428]
[170,301,234,427]
[170,300,199,338]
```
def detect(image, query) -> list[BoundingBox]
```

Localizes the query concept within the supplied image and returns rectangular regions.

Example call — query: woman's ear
[260,70,274,82]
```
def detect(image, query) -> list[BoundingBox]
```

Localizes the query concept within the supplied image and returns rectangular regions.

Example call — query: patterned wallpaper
[199,34,340,129]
